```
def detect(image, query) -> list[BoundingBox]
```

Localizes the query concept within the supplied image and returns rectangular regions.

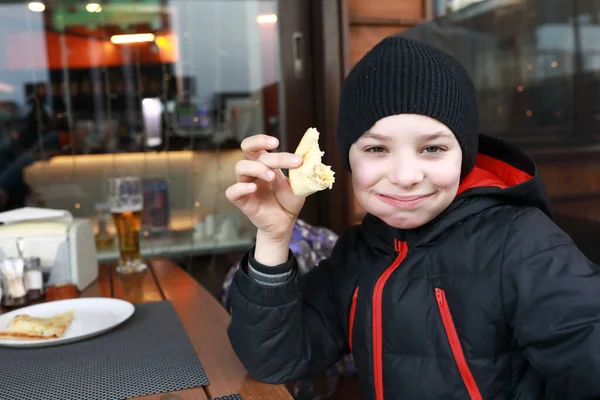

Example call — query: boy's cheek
[433,171,460,189]
[428,159,461,188]
[352,167,379,189]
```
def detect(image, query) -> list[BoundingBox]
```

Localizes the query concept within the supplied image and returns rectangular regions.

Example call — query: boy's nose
[389,157,425,188]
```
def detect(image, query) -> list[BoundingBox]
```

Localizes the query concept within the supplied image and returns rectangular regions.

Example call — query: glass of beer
[107,176,146,274]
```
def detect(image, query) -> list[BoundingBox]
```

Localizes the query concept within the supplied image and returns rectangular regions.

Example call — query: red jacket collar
[458,154,533,195]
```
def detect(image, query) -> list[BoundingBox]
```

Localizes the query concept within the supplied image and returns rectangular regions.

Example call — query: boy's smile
[376,192,436,209]
[349,114,463,229]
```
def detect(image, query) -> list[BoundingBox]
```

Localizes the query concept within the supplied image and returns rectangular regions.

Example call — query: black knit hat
[338,35,479,178]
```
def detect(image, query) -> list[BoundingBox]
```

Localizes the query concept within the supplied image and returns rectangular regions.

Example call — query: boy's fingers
[257,152,302,170]
[225,182,257,204]
[235,160,276,183]
[241,134,279,160]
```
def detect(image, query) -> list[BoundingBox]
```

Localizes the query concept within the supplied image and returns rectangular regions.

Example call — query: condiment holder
[1,257,28,307]
[0,238,45,308]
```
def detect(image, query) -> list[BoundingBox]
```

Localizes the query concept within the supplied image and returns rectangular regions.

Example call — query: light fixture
[516,85,524,92]
[28,1,45,12]
[257,14,277,24]
[0,83,14,93]
[85,3,102,13]
[551,61,558,68]
[110,33,155,44]
[146,137,161,147]
[526,110,533,117]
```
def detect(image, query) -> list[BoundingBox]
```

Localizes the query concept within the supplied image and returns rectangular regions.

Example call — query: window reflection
[0,0,280,262]
[405,0,600,149]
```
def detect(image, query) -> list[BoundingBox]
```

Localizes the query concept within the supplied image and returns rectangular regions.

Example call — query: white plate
[0,297,135,348]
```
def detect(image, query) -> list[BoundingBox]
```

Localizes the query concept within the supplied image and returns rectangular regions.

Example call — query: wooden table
[80,259,292,400]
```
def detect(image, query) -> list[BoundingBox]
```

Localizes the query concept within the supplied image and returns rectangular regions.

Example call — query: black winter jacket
[228,134,600,399]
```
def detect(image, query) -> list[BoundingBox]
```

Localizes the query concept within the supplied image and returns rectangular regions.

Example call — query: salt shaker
[1,258,28,308]
[24,257,44,302]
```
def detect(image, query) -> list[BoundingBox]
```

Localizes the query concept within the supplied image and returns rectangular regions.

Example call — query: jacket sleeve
[501,209,600,398]
[227,230,355,384]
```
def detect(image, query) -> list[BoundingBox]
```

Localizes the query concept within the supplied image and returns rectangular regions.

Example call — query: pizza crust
[289,128,335,197]
[0,331,61,340]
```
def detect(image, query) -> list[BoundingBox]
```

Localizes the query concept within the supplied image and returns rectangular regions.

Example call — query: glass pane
[0,0,280,281]
[404,0,599,151]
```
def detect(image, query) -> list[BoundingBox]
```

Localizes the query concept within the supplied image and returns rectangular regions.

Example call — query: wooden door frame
[278,0,355,235]
[278,0,320,227]
[308,0,354,235]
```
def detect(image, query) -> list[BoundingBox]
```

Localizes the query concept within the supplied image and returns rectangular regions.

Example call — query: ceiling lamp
[256,14,277,24]
[110,33,155,44]
[28,2,45,12]
[85,3,102,13]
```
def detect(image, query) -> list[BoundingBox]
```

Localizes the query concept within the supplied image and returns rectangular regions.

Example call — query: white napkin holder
[0,208,98,290]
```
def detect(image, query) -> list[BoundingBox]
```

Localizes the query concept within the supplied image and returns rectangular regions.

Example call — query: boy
[225,35,600,399]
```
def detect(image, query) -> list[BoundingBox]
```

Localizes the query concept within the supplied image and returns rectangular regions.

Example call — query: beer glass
[107,177,146,274]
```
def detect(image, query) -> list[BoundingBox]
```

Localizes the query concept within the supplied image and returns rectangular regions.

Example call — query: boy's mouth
[376,193,434,208]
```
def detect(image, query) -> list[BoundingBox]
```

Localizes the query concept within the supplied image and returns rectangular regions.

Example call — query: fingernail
[292,155,302,164]
[269,138,278,146]
[248,183,257,191]
[266,170,276,180]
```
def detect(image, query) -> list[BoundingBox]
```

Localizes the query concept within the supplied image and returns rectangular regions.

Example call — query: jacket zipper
[373,241,408,400]
[349,287,359,353]
[435,288,482,400]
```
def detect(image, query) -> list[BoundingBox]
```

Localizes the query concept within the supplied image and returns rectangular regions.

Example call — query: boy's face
[349,114,462,229]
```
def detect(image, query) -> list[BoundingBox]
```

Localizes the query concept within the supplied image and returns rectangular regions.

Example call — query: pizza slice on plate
[0,310,74,340]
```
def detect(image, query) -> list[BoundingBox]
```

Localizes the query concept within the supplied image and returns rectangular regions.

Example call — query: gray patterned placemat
[213,395,242,400]
[0,301,209,400]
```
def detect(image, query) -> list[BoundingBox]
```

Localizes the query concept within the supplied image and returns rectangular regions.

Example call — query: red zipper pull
[353,288,359,301]
[435,288,444,307]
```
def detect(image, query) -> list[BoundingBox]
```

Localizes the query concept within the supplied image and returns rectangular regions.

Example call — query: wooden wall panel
[538,160,600,199]
[553,198,600,221]
[349,26,406,66]
[348,0,424,20]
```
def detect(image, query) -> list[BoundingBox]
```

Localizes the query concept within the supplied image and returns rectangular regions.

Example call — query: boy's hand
[226,134,305,244]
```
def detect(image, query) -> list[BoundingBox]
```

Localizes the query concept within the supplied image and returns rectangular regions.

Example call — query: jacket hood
[360,133,553,253]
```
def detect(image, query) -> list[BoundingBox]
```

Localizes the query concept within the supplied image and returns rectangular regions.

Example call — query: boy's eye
[423,146,443,154]
[366,146,386,153]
